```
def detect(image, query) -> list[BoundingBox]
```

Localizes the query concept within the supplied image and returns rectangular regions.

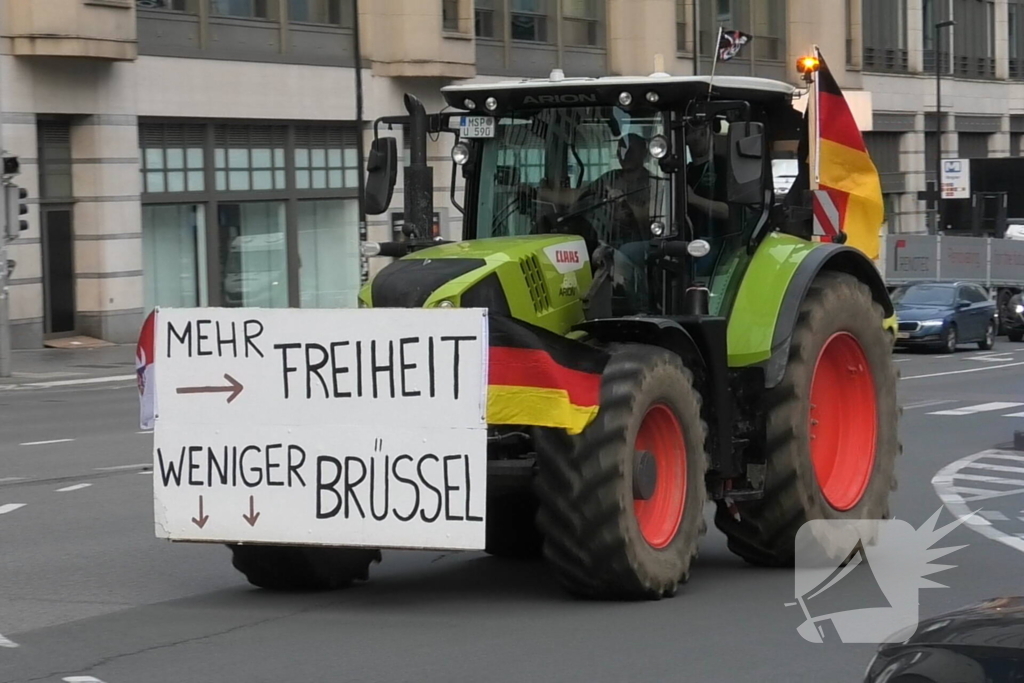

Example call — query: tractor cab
[363,73,808,323]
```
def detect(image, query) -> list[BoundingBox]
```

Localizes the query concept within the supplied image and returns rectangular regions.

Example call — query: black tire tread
[535,344,709,599]
[714,271,900,567]
[228,544,381,591]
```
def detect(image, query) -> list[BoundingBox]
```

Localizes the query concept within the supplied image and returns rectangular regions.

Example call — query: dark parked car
[1004,292,1024,343]
[864,597,1024,682]
[893,281,998,353]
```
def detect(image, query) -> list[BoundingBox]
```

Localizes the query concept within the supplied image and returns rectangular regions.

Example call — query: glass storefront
[141,204,207,311]
[140,121,362,312]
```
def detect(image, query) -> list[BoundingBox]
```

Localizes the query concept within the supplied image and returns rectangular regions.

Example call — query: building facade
[0,0,1020,347]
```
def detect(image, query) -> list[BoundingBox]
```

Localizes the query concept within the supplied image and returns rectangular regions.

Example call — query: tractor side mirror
[727,122,765,206]
[365,137,398,215]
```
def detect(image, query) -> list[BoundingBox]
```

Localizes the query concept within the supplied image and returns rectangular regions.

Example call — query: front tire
[535,344,708,599]
[714,271,899,567]
[978,320,996,350]
[942,324,958,354]
[228,544,381,591]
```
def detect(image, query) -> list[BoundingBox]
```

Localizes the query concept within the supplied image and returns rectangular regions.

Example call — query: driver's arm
[686,183,729,221]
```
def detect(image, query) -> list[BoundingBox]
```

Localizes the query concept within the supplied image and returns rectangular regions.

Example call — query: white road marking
[95,463,149,471]
[1005,412,1024,418]
[137,430,152,435]
[968,354,1016,363]
[24,375,134,388]
[962,461,1024,476]
[0,633,18,648]
[929,402,1024,416]
[63,677,106,683]
[979,510,1010,521]
[904,361,1024,380]
[56,483,92,493]
[893,358,910,363]
[0,477,25,484]
[933,449,1024,554]
[0,504,26,515]
[903,399,957,410]
[20,438,74,446]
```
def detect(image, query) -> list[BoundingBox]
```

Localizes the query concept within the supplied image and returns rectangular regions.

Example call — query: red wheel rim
[633,404,687,549]
[809,332,877,511]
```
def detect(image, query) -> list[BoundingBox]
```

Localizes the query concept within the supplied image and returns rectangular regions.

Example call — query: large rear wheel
[535,344,708,599]
[714,271,899,567]
[228,544,381,591]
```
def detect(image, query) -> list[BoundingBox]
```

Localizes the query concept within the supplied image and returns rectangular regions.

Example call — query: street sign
[941,159,970,200]
[150,307,489,551]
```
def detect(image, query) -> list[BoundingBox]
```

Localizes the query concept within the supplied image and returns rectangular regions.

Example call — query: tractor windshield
[473,106,671,260]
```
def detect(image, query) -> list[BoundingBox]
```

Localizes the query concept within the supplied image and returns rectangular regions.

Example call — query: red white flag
[137,310,157,431]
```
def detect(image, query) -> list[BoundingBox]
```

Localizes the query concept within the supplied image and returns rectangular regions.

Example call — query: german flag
[486,315,608,435]
[812,49,885,260]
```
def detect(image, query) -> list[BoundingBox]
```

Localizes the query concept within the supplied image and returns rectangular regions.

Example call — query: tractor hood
[360,235,595,337]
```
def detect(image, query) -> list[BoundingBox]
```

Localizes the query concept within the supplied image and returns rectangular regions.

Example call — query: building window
[37,121,73,200]
[142,204,207,310]
[863,0,908,72]
[864,132,905,193]
[563,0,600,47]
[288,0,348,26]
[214,125,288,192]
[752,0,784,61]
[1012,3,1022,78]
[951,0,996,78]
[298,200,360,308]
[294,126,360,190]
[211,0,273,19]
[140,124,206,194]
[959,133,990,159]
[511,0,548,42]
[676,0,688,52]
[443,0,461,31]
[219,202,289,308]
[135,0,199,11]
[1012,133,1023,157]
[476,0,499,37]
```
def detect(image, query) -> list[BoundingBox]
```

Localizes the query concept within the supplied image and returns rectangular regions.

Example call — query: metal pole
[935,20,955,234]
[0,64,9,378]
[352,0,369,285]
[692,0,700,75]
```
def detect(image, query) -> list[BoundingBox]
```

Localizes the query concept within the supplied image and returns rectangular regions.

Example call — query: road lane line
[0,633,18,648]
[25,375,134,388]
[903,399,957,410]
[904,361,1024,380]
[0,504,25,515]
[929,402,1024,416]
[963,462,1024,475]
[95,463,149,471]
[20,438,74,446]
[933,450,1024,554]
[0,477,25,483]
[56,483,92,493]
[63,677,106,683]
[1005,412,1024,418]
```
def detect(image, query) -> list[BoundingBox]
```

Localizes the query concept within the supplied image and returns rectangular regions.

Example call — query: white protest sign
[152,307,489,551]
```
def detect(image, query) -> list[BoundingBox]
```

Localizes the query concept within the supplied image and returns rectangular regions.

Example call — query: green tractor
[233,71,900,600]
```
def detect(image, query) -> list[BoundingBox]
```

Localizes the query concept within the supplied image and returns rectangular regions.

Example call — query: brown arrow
[176,373,243,403]
[242,495,260,527]
[192,495,209,529]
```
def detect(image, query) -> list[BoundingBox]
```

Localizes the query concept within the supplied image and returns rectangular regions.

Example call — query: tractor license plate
[897,332,910,339]
[459,116,495,138]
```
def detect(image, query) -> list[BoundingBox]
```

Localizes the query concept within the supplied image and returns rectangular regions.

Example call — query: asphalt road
[2,342,1024,683]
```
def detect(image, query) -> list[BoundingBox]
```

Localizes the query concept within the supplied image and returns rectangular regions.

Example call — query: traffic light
[5,184,28,239]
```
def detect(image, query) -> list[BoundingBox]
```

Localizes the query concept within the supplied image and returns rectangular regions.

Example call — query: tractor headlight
[618,91,633,106]
[360,241,382,257]
[1016,304,1024,314]
[437,299,456,308]
[463,98,476,110]
[485,97,498,111]
[650,221,666,237]
[648,135,670,159]
[687,240,711,258]
[451,142,471,165]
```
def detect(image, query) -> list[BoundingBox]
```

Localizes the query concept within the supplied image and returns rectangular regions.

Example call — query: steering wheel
[569,182,644,244]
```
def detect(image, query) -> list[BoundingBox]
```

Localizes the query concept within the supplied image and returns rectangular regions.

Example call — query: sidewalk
[1,344,137,388]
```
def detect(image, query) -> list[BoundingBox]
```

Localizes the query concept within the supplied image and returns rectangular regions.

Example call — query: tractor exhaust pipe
[404,93,433,239]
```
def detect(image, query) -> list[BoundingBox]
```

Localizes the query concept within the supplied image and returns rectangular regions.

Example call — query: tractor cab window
[475,105,671,312]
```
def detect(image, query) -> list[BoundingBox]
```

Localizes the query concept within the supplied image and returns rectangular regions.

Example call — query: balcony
[3,0,137,61]
[863,47,908,74]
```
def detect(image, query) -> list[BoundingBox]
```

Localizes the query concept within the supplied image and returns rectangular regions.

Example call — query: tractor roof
[441,73,799,115]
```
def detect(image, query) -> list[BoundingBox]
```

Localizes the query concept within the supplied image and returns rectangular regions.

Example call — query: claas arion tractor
[229,69,900,601]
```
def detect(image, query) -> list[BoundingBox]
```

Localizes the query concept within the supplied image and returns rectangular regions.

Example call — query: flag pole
[808,44,821,194]
[707,26,724,96]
